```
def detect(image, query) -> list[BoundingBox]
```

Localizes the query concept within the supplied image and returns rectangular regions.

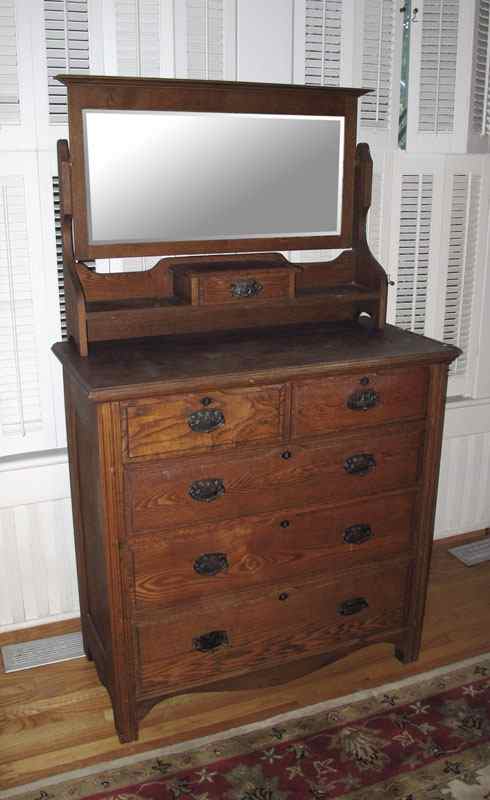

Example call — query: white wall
[1,0,490,631]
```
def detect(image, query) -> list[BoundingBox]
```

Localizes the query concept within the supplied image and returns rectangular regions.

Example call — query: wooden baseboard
[0,616,81,649]
[0,527,488,650]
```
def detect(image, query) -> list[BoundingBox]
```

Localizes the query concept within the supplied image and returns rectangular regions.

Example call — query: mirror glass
[83,110,344,245]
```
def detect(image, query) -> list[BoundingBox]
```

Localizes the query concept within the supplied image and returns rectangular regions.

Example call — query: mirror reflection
[83,110,343,244]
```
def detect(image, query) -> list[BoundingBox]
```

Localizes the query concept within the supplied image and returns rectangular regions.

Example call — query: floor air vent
[1,631,84,672]
[449,537,490,566]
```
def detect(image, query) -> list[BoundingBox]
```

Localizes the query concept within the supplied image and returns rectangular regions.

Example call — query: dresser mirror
[83,110,344,246]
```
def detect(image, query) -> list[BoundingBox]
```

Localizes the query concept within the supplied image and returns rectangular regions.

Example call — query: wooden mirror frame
[57,75,368,261]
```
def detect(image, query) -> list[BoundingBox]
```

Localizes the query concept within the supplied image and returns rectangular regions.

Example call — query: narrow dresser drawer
[172,263,298,306]
[135,561,410,695]
[126,424,424,533]
[123,384,286,459]
[130,492,415,610]
[292,366,428,438]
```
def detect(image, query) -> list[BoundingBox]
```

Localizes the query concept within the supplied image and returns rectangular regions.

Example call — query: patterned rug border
[3,652,490,800]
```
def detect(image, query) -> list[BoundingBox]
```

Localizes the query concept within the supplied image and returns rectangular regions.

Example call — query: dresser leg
[114,707,139,744]
[395,631,421,664]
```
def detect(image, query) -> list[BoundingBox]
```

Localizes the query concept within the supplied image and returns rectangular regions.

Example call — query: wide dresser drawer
[292,366,428,438]
[123,383,286,459]
[126,424,424,533]
[130,491,415,609]
[135,561,410,695]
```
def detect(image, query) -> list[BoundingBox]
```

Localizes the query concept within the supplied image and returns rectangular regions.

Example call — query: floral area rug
[9,654,490,800]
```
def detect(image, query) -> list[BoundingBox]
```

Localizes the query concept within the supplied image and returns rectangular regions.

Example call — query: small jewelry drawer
[135,560,410,696]
[123,383,287,459]
[171,258,299,306]
[292,366,428,439]
[129,491,415,610]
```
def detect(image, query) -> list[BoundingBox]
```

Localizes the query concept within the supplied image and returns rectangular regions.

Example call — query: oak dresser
[54,323,458,742]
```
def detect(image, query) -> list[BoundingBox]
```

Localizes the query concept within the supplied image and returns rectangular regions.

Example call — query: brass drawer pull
[230,278,263,298]
[338,597,369,616]
[344,453,376,476]
[343,523,373,545]
[193,552,229,576]
[189,478,225,502]
[188,408,225,433]
[347,389,379,411]
[193,630,229,652]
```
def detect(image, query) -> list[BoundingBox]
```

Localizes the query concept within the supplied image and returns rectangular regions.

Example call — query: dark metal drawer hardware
[347,389,379,411]
[192,630,229,652]
[338,597,369,616]
[188,408,225,433]
[281,450,292,459]
[344,453,376,476]
[188,478,225,502]
[278,592,289,601]
[201,396,213,406]
[230,278,263,298]
[193,552,229,576]
[343,523,373,545]
[360,376,370,385]
[280,519,290,528]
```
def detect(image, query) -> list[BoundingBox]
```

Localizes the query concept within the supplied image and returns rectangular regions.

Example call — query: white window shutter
[303,0,344,86]
[0,0,20,125]
[115,0,161,76]
[407,0,487,153]
[44,0,90,124]
[358,0,402,149]
[185,0,224,80]
[0,158,57,456]
[394,173,434,334]
[443,173,481,377]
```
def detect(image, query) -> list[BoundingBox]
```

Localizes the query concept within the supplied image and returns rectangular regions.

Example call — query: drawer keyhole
[281,450,292,460]
[280,520,290,528]
[278,592,289,601]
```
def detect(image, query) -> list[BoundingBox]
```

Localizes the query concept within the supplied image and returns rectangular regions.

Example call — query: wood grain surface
[129,490,415,608]
[124,383,286,459]
[135,561,410,695]
[126,424,424,533]
[1,532,488,791]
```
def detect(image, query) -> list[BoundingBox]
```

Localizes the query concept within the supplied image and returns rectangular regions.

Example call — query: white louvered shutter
[359,0,400,145]
[44,0,90,124]
[304,0,343,86]
[0,177,42,442]
[442,171,482,386]
[115,0,160,76]
[406,0,487,153]
[471,0,490,136]
[394,173,434,334]
[0,166,57,456]
[417,0,459,136]
[0,0,19,125]
[185,0,224,79]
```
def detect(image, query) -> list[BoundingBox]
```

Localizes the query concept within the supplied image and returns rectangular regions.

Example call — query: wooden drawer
[172,261,298,306]
[126,424,424,533]
[292,366,428,438]
[130,492,415,610]
[124,384,286,459]
[135,561,410,695]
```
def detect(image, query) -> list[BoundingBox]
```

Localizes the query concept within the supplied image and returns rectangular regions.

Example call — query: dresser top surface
[53,322,459,401]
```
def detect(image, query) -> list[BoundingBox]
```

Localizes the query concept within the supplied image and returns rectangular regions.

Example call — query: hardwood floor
[1,531,489,792]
